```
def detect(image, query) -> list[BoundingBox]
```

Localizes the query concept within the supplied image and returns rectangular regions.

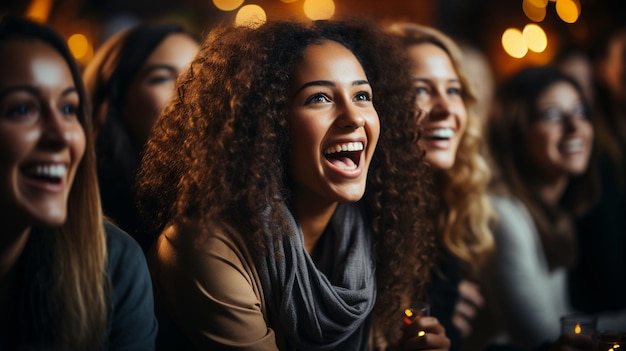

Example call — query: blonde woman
[0,15,156,349]
[388,22,494,351]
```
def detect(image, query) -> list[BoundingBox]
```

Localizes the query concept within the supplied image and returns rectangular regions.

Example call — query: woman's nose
[337,101,366,129]
[40,107,71,149]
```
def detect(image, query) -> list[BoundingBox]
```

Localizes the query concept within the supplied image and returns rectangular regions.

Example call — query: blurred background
[1,0,625,81]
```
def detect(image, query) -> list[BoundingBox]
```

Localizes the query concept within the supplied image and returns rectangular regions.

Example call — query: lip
[20,161,69,193]
[559,138,587,154]
[322,137,367,179]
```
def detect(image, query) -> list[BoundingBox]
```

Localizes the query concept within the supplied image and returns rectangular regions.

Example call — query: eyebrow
[413,77,461,84]
[0,85,78,100]
[140,64,177,75]
[293,79,370,95]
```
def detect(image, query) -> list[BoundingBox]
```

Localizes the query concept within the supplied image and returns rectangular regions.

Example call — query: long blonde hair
[388,22,495,274]
[0,15,108,349]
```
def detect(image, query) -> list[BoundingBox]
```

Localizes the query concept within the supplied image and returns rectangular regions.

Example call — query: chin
[33,209,68,228]
[334,186,367,203]
[425,157,455,171]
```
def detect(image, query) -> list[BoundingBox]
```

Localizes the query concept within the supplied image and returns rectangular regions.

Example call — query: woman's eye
[4,103,37,120]
[447,87,462,96]
[354,91,372,102]
[305,93,330,104]
[61,104,79,117]
[147,75,174,85]
[540,108,563,121]
[415,86,429,96]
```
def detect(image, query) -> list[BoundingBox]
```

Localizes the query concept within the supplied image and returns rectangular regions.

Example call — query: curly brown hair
[136,18,436,339]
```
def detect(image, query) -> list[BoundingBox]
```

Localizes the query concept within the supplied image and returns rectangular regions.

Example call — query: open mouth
[323,142,363,171]
[560,139,584,153]
[424,128,454,140]
[22,164,66,185]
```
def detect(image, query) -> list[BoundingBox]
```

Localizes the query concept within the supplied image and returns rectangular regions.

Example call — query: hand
[548,333,592,351]
[399,315,451,350]
[452,280,484,338]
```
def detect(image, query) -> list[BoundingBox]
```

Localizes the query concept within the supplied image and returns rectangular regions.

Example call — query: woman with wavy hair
[137,19,448,350]
[0,15,156,349]
[387,23,494,351]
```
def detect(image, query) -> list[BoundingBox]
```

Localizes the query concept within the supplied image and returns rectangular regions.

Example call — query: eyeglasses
[535,105,589,123]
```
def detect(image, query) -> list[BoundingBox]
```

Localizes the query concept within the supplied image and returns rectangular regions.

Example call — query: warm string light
[504,0,581,58]
[212,0,336,24]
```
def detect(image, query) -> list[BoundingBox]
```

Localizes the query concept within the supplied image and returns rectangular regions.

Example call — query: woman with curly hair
[387,23,495,351]
[0,15,156,349]
[137,19,447,350]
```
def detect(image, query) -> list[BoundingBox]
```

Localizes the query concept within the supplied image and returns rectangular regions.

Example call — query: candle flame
[574,323,581,334]
[403,308,415,325]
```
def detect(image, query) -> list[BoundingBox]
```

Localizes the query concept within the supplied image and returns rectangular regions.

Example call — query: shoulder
[150,219,274,348]
[489,193,539,245]
[155,219,253,269]
[150,218,262,305]
[105,221,147,272]
[103,221,157,350]
[490,194,534,227]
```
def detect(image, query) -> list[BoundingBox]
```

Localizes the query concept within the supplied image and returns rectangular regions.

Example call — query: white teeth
[428,128,454,139]
[562,139,583,152]
[324,142,364,155]
[32,164,67,178]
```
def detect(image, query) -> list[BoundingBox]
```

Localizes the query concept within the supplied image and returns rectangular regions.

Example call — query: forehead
[405,42,457,77]
[144,33,199,65]
[537,81,580,103]
[0,39,72,88]
[297,40,365,74]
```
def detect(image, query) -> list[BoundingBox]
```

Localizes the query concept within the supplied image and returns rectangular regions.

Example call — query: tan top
[149,220,281,350]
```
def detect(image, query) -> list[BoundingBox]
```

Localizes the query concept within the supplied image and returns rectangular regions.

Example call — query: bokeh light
[67,33,89,59]
[522,0,546,22]
[527,0,548,7]
[502,28,528,58]
[25,0,52,22]
[280,0,298,2]
[235,4,267,28]
[523,24,547,52]
[303,0,335,20]
[213,0,244,11]
[556,0,580,23]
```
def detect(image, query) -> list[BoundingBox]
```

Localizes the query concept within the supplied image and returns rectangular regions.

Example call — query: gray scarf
[259,202,376,350]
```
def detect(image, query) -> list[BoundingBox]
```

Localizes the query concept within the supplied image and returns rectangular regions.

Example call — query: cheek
[0,130,35,167]
[581,122,595,141]
[456,106,469,134]
[527,129,549,156]
[68,123,86,165]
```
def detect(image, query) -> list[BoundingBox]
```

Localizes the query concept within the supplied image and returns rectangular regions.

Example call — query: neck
[292,192,338,254]
[537,175,568,206]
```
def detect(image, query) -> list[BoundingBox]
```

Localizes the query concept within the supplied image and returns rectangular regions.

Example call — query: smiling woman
[0,15,156,349]
[468,66,602,350]
[82,23,199,250]
[136,19,440,350]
